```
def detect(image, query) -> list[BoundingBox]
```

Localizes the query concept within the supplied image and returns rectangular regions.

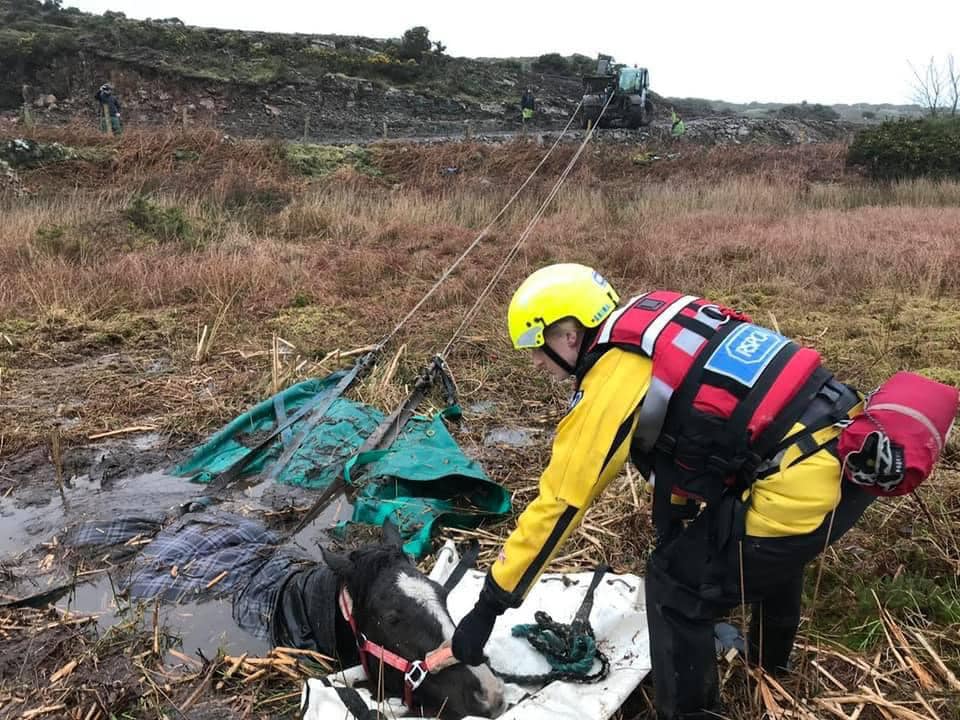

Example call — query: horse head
[321,523,505,718]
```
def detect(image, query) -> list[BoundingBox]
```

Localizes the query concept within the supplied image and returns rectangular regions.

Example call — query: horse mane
[343,544,412,611]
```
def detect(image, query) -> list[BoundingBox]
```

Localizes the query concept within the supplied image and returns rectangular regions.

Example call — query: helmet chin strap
[541,343,576,376]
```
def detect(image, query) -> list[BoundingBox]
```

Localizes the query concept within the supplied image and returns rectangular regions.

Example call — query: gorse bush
[533,53,612,77]
[398,25,431,62]
[777,102,840,122]
[33,223,89,261]
[532,53,570,75]
[125,195,191,243]
[284,144,379,177]
[847,117,960,180]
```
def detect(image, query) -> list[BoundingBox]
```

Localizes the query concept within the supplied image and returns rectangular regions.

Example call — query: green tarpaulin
[171,372,510,557]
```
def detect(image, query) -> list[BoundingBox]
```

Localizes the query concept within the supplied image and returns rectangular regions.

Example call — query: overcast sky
[66,0,957,105]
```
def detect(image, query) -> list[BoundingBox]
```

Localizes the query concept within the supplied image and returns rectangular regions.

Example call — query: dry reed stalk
[911,691,941,720]
[757,674,784,717]
[811,660,848,692]
[755,668,820,720]
[318,345,380,367]
[195,324,209,363]
[822,688,930,720]
[881,610,938,691]
[377,343,406,396]
[194,291,237,364]
[257,690,303,707]
[910,629,960,691]
[272,334,280,396]
[22,705,68,719]
[166,649,201,668]
[625,466,641,511]
[204,570,228,589]
[179,665,215,713]
[872,591,936,690]
[152,597,160,656]
[87,425,157,440]
[812,698,853,720]
[241,669,268,684]
[272,646,335,666]
[49,659,78,683]
[48,428,67,506]
[232,656,296,667]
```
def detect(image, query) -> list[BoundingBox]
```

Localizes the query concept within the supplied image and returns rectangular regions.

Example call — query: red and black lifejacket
[577,290,852,534]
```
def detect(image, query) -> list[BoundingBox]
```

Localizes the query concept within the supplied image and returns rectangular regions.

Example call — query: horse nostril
[476,686,506,718]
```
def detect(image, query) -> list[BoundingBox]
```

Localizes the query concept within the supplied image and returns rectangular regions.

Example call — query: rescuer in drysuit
[450,263,878,719]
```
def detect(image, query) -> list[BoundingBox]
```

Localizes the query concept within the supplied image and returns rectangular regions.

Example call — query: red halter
[338,586,456,708]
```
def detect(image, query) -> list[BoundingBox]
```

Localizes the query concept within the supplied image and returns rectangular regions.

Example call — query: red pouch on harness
[838,372,958,496]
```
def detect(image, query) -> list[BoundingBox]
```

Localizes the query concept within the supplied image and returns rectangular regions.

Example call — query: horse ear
[381,519,403,549]
[319,545,353,578]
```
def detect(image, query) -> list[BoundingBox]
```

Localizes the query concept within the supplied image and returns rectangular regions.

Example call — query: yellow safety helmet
[508,263,620,349]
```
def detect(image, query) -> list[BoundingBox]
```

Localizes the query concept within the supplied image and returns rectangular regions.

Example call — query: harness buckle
[405,660,428,690]
[655,434,677,454]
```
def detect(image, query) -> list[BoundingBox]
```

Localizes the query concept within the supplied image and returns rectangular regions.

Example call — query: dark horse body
[278,524,505,718]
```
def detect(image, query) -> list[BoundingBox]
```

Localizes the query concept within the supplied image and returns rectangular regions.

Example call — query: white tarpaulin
[301,540,651,719]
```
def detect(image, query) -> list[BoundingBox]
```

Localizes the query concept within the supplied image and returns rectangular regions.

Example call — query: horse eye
[384,609,401,625]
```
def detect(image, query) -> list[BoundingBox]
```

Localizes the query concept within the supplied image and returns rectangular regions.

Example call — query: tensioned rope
[376,99,586,351]
[439,93,614,359]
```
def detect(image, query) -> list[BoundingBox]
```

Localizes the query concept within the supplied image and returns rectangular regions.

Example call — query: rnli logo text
[732,329,772,361]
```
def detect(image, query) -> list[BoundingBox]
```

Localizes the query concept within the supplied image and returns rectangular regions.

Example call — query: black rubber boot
[646,565,721,720]
[747,569,803,675]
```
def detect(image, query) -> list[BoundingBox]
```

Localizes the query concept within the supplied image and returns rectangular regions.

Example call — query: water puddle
[289,495,356,560]
[467,400,497,415]
[55,576,271,661]
[483,426,538,448]
[0,471,199,558]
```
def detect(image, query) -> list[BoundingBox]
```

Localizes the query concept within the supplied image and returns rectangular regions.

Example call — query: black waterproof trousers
[645,482,875,719]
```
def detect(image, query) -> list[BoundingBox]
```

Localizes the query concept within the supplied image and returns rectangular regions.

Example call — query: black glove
[452,583,509,666]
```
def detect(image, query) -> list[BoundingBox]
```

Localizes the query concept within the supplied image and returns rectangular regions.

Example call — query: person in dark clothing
[520,88,535,124]
[95,83,122,135]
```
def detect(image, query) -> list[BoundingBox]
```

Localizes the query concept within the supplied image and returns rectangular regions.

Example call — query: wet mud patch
[0,431,179,496]
[0,607,146,718]
[0,347,181,460]
[1,313,173,371]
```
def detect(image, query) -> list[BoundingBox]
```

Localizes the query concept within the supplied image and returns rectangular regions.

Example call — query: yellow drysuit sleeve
[488,349,651,606]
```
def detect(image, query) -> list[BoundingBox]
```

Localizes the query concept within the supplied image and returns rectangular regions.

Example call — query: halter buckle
[404,660,428,690]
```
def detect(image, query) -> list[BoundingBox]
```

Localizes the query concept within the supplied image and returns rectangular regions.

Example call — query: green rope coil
[491,610,610,685]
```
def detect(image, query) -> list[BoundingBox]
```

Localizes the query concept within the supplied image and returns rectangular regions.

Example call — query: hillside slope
[2,0,896,142]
